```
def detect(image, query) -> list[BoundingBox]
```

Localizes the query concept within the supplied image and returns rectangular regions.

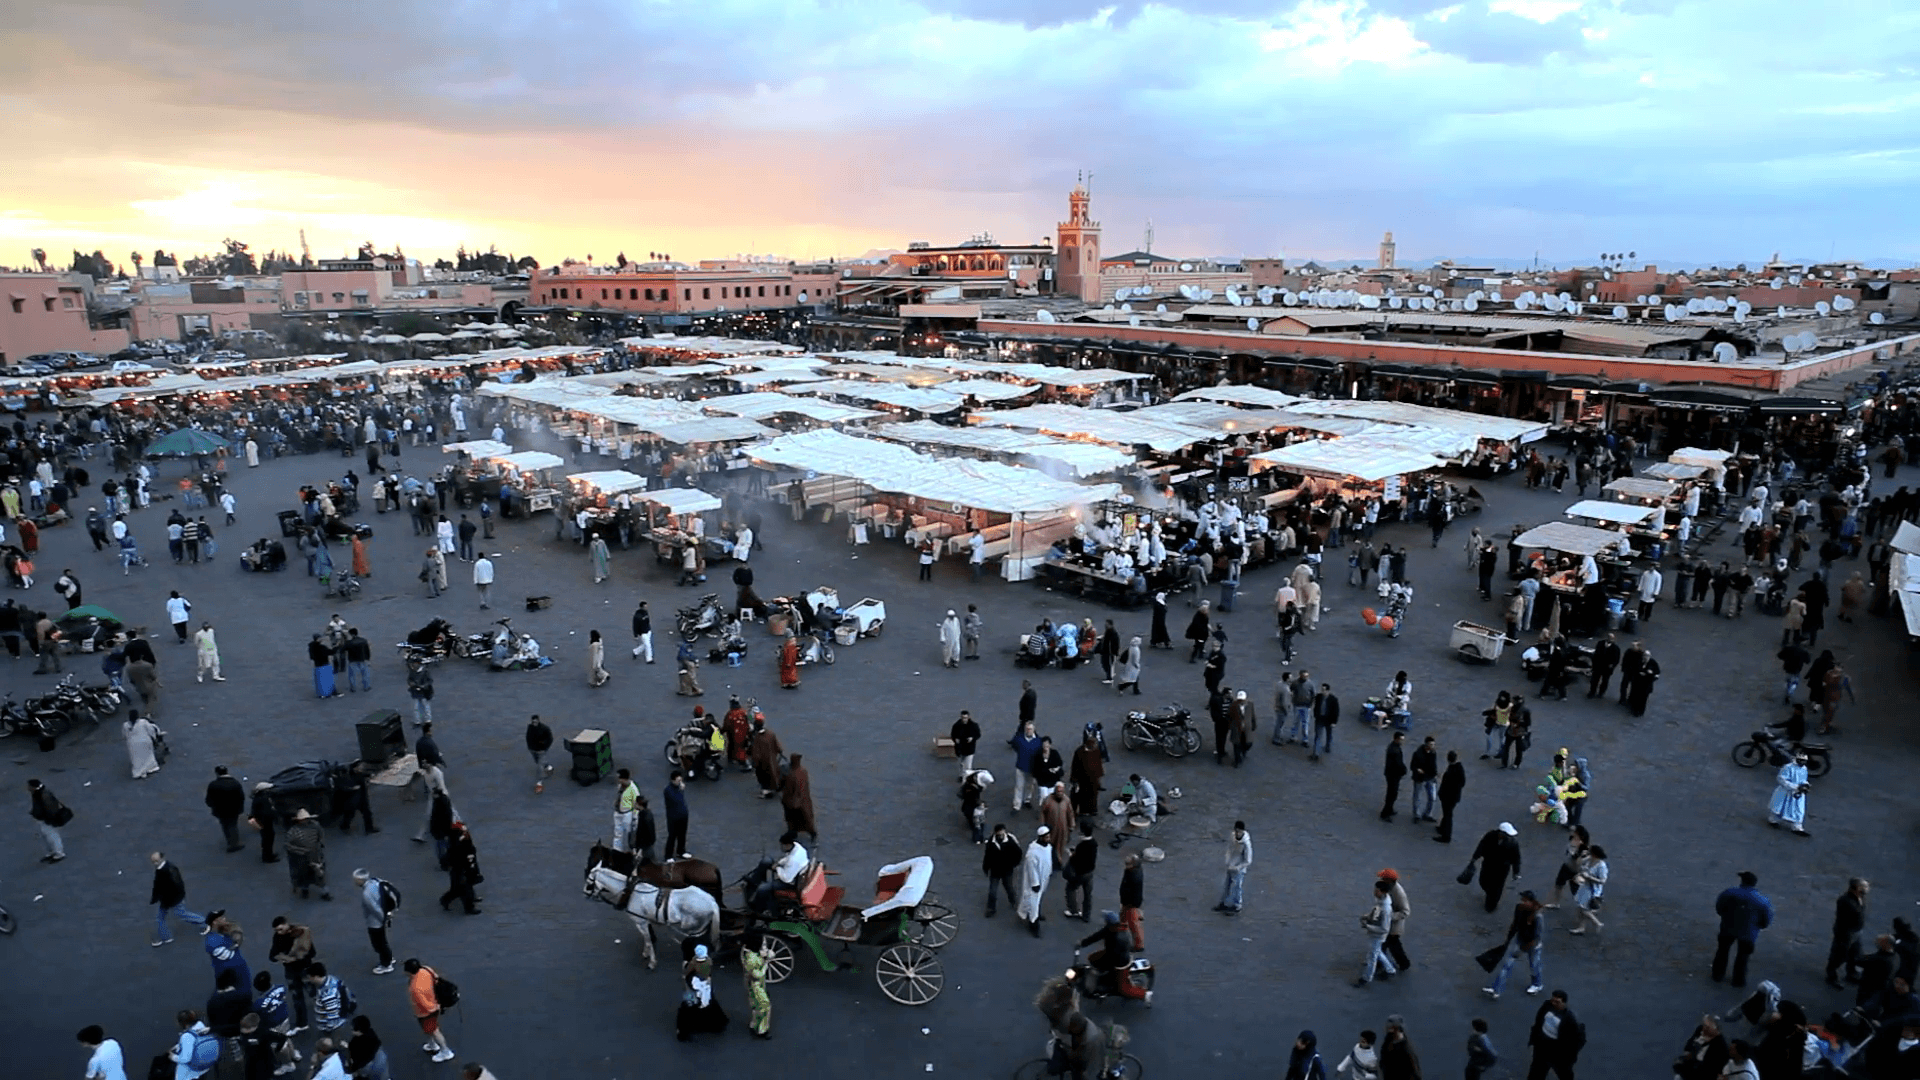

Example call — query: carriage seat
[873,871,910,908]
[797,861,844,921]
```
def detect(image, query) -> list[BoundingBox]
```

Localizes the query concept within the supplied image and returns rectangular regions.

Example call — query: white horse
[584,864,723,970]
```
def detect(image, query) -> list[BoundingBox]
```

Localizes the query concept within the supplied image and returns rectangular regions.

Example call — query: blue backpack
[187,1031,221,1070]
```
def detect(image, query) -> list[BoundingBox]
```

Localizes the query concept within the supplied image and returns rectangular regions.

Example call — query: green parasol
[147,428,228,456]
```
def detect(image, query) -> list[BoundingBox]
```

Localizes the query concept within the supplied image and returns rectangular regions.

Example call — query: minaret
[1056,176,1102,303]
[1379,231,1396,270]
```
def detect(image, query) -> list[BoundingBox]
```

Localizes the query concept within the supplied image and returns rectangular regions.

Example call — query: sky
[2,0,1916,270]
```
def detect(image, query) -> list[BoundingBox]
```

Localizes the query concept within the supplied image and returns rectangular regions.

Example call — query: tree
[515,255,539,271]
[30,248,46,272]
[616,251,628,268]
[434,258,454,271]
[153,250,177,268]
[218,238,257,276]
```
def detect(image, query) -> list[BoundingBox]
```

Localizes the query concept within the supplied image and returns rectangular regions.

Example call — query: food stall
[1600,476,1678,508]
[567,469,651,542]
[1563,499,1670,555]
[637,487,725,566]
[486,450,566,516]
[1512,522,1638,636]
[1666,447,1733,488]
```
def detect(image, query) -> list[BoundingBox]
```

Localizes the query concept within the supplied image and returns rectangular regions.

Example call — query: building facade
[0,272,129,364]
[527,262,839,317]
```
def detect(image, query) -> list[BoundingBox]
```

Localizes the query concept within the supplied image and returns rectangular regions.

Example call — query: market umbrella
[60,604,121,623]
[147,428,227,456]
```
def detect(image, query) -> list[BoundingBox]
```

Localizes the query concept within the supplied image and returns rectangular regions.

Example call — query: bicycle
[1013,1022,1142,1080]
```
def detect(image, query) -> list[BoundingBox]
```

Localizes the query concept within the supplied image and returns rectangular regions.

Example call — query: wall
[0,273,130,363]
[532,268,831,316]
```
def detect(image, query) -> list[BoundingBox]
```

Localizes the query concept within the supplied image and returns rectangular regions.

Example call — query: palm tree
[30,247,46,272]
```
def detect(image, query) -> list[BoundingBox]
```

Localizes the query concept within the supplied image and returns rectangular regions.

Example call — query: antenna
[299,228,311,266]
[1144,219,1154,255]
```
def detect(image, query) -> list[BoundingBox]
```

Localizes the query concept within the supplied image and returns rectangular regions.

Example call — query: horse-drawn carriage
[583,847,955,1006]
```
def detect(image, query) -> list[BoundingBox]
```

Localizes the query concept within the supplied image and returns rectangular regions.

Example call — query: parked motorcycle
[796,625,835,666]
[1731,730,1832,778]
[0,692,76,741]
[677,593,725,641]
[1120,705,1201,758]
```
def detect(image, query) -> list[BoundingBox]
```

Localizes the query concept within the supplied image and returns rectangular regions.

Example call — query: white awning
[443,440,512,457]
[971,403,1213,453]
[1514,522,1634,556]
[1284,400,1548,444]
[870,420,1135,478]
[568,470,650,494]
[1564,500,1664,527]
[1174,385,1304,408]
[701,392,880,424]
[1601,477,1678,502]
[750,429,1117,514]
[639,488,723,515]
[1250,435,1450,483]
[489,450,565,472]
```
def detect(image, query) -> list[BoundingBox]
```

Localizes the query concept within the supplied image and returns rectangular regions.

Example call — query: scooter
[677,593,725,641]
[1069,946,1156,1004]
[662,722,726,782]
[796,625,835,666]
[1731,730,1832,778]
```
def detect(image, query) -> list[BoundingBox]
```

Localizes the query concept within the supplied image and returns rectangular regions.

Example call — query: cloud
[0,0,1916,266]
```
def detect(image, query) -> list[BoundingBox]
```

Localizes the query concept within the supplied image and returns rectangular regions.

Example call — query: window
[62,297,74,308]
[758,285,765,297]
[333,292,345,302]
[702,288,710,300]
[43,298,55,311]
[601,288,608,300]
[643,288,653,301]
[12,298,23,313]
[684,289,691,300]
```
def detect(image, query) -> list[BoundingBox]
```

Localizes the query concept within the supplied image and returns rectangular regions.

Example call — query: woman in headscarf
[1114,636,1143,696]
[675,943,729,1041]
[748,712,784,797]
[1283,1030,1327,1080]
[780,754,816,841]
[777,631,801,689]
[587,629,610,687]
[350,533,371,578]
[1150,591,1172,650]
[1184,601,1211,662]
[742,934,774,1040]
[125,710,163,779]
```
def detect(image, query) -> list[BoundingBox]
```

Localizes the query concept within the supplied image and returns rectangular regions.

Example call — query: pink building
[0,272,129,365]
[529,262,839,316]
[128,279,281,341]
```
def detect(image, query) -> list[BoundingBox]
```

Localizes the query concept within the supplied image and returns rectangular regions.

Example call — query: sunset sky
[3,0,1916,269]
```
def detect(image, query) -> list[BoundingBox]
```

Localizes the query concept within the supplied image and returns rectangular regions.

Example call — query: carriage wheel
[875,943,943,1005]
[907,901,958,949]
[759,934,797,983]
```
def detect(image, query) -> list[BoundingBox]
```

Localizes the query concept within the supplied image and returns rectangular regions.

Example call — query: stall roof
[1514,522,1634,556]
[477,380,616,407]
[749,429,1117,514]
[1266,411,1381,437]
[1174,385,1305,409]
[638,488,724,515]
[1284,400,1548,444]
[1602,477,1678,501]
[942,379,1040,402]
[644,416,775,445]
[1250,434,1453,482]
[1564,500,1664,527]
[970,403,1213,453]
[1641,462,1709,481]
[489,450,565,472]
[700,392,880,424]
[870,420,1135,478]
[1891,521,1920,556]
[1129,401,1303,433]
[567,470,650,495]
[781,380,964,413]
[443,439,512,458]
[1669,447,1733,468]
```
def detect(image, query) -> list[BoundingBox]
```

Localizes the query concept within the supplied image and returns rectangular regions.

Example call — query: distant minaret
[1056,175,1102,304]
[1379,231,1396,270]
[1144,219,1154,256]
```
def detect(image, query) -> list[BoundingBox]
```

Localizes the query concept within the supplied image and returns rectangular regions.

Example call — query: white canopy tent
[971,403,1213,453]
[1250,434,1452,483]
[567,470,650,495]
[870,420,1135,478]
[1514,522,1634,557]
[1174,385,1305,409]
[1284,400,1549,445]
[701,392,880,424]
[489,450,566,472]
[750,429,1117,514]
[1564,500,1665,528]
[638,488,723,515]
[1601,477,1679,503]
[443,439,512,458]
[1668,447,1733,485]
[780,380,965,413]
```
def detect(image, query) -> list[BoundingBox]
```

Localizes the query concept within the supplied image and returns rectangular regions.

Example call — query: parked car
[106,360,156,374]
[7,363,53,377]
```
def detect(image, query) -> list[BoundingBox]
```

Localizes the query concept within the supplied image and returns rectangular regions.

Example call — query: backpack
[187,1031,221,1070]
[433,971,461,1009]
[338,979,358,1016]
[377,878,402,916]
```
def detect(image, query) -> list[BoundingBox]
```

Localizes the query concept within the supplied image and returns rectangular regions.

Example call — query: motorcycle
[796,625,835,666]
[1120,705,1202,758]
[0,692,77,742]
[706,616,751,665]
[1069,946,1156,1004]
[662,721,726,782]
[1731,730,1832,778]
[677,593,725,641]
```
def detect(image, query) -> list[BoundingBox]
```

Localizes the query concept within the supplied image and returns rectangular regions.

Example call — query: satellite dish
[1489,290,1502,302]
[1036,310,1056,323]
[1120,303,1132,313]
[1777,306,1788,317]
[1789,274,1802,285]
[1712,342,1738,362]
[1388,296,1403,309]
[1179,263,1194,272]
[1612,305,1628,319]
[1735,300,1752,317]
[1663,304,1679,322]
[1816,301,1831,316]
[798,291,808,303]
[1514,295,1531,311]
[1833,296,1855,311]
[1104,303,1116,312]
[1686,297,1705,314]
[1465,298,1479,312]
[1201,289,1214,301]
[1734,310,1747,324]
[1423,297,1437,311]
[1468,290,1485,301]
[1770,277,1784,290]
[1871,312,1886,324]
[1545,295,1565,313]
[1282,291,1298,306]
[1129,315,1141,327]
[1247,317,1259,331]
[1155,303,1167,313]
[1635,295,1647,305]
[1360,294,1380,310]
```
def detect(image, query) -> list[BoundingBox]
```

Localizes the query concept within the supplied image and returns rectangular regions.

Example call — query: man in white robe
[1018,827,1053,936]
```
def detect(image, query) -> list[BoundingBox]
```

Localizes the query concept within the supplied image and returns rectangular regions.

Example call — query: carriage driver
[747,832,810,914]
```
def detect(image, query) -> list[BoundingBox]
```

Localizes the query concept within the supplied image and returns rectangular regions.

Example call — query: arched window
[971,257,985,271]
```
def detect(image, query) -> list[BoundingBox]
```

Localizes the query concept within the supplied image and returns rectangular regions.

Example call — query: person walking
[1017,826,1053,937]
[340,627,372,693]
[1468,823,1523,913]
[439,821,481,915]
[166,590,192,643]
[743,934,776,1039]
[1379,867,1412,972]
[267,915,317,1032]
[1826,877,1872,989]
[1380,1016,1420,1080]
[125,711,163,780]
[663,772,690,859]
[1310,682,1339,760]
[1624,646,1661,717]
[1567,846,1607,935]
[308,635,337,699]
[351,870,397,974]
[405,959,457,1062]
[1434,751,1467,843]
[423,547,447,598]
[1585,634,1620,699]
[1119,852,1146,950]
[1409,737,1438,824]
[1465,1018,1499,1080]
[284,809,332,901]
[1379,732,1407,822]
[1215,820,1252,915]
[405,660,433,726]
[586,629,610,687]
[780,753,816,842]
[246,782,278,864]
[1062,822,1098,922]
[589,534,611,584]
[525,715,555,794]
[77,1025,128,1080]
[1483,890,1546,999]
[1354,878,1399,987]
[1185,601,1211,662]
[963,604,983,660]
[938,609,962,669]
[630,600,653,662]
[1711,871,1774,987]
[149,851,208,946]
[1765,751,1812,836]
[1524,990,1585,1080]
[28,777,69,862]
[949,710,980,779]
[983,823,1021,917]
[205,765,246,853]
[471,554,494,609]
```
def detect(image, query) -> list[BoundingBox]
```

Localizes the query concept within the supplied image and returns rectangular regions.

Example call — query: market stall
[1667,447,1733,487]
[486,450,567,516]
[1600,476,1678,507]
[1513,521,1638,636]
[1563,499,1670,554]
[635,487,726,566]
